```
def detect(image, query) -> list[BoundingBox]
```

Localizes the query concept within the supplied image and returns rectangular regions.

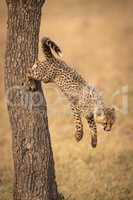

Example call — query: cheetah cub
[27,37,115,148]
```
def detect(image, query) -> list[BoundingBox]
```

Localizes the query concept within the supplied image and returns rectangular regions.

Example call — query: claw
[22,79,37,92]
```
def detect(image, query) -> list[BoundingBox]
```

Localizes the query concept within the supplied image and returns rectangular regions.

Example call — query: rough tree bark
[5,0,58,200]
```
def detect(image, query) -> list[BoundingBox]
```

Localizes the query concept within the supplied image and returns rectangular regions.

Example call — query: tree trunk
[5,1,58,200]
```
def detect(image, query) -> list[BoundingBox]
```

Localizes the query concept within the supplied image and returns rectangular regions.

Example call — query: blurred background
[0,0,133,199]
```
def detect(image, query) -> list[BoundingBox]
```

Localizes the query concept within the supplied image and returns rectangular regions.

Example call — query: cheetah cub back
[28,37,116,148]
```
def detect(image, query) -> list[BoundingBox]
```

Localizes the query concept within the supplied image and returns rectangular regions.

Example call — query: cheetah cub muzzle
[27,37,116,148]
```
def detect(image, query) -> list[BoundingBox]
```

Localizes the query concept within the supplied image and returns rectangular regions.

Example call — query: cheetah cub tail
[41,37,62,59]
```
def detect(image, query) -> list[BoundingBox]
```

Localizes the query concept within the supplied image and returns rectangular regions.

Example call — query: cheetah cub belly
[27,37,116,148]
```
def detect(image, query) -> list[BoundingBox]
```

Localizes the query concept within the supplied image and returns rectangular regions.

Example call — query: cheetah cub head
[95,107,116,132]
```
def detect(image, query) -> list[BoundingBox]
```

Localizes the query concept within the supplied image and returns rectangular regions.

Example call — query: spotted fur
[27,37,116,148]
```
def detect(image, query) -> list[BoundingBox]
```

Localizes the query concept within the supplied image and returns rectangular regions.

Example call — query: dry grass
[0,0,133,199]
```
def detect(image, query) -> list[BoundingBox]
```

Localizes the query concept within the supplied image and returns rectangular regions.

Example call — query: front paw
[91,135,97,148]
[75,130,83,142]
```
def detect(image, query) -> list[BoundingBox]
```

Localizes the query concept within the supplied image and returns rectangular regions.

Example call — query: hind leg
[23,60,50,91]
[22,61,40,91]
[86,113,97,148]
[71,105,84,142]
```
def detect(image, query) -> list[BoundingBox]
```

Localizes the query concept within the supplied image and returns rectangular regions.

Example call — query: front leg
[71,105,84,142]
[86,113,97,148]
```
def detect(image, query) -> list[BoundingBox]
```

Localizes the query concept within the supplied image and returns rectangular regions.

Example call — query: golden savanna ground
[0,0,133,199]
